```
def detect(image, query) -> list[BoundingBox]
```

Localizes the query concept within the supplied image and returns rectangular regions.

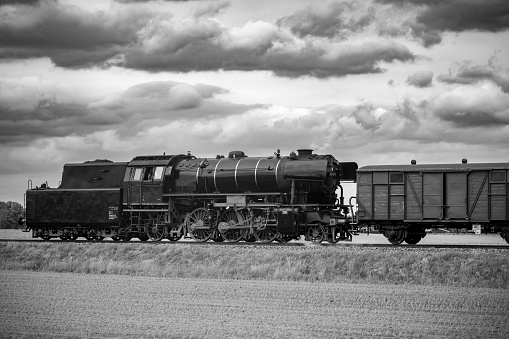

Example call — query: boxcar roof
[358,162,509,172]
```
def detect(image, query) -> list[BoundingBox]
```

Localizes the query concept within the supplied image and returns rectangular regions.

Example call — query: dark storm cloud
[0,79,251,145]
[0,0,42,5]
[434,110,509,127]
[377,0,509,46]
[114,0,197,2]
[276,2,374,39]
[0,0,414,77]
[0,1,152,67]
[437,64,509,93]
[415,0,509,33]
[406,70,433,88]
[283,1,509,48]
[121,22,415,78]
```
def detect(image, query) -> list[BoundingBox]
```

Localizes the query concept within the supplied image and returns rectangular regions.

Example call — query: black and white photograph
[1,0,508,338]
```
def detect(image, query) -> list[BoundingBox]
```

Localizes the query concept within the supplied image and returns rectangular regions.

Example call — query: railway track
[1,238,508,250]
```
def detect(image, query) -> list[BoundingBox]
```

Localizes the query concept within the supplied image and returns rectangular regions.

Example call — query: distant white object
[473,224,481,235]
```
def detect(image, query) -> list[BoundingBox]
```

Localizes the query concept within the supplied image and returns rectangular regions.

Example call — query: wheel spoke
[306,224,325,243]
[218,209,247,242]
[187,208,212,242]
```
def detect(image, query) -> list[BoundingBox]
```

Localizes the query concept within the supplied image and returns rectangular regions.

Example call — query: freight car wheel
[384,228,407,245]
[187,208,212,242]
[404,235,422,245]
[306,224,325,243]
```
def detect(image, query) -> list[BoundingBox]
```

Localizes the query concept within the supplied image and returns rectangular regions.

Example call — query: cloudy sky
[1,0,509,203]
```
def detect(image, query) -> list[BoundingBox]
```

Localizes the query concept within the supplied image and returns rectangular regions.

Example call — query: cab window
[142,167,154,181]
[154,166,165,180]
[133,168,143,181]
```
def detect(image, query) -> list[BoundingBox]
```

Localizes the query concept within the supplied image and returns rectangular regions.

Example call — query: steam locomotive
[23,149,358,244]
[22,150,509,245]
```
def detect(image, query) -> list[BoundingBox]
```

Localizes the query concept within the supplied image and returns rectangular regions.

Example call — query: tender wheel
[186,208,213,242]
[146,215,165,241]
[253,210,278,243]
[384,228,407,245]
[306,224,325,243]
[86,229,98,241]
[218,209,247,242]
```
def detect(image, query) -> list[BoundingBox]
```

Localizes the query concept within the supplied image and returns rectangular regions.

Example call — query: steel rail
[1,238,508,249]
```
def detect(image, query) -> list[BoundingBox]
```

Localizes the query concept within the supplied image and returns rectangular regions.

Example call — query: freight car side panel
[356,172,372,219]
[467,171,489,221]
[490,170,508,220]
[26,188,122,226]
[357,165,509,224]
[405,173,423,220]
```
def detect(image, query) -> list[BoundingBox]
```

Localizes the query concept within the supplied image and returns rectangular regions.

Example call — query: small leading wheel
[306,224,325,243]
[218,209,247,242]
[384,228,407,245]
[186,208,213,242]
[146,215,165,241]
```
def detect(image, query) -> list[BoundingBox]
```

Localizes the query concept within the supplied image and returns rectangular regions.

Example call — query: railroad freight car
[24,149,358,243]
[356,161,509,244]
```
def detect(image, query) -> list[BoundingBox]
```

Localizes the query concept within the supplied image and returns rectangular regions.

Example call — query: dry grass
[1,270,508,339]
[1,242,508,288]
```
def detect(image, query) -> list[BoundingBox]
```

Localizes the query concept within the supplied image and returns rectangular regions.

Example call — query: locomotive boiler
[24,149,358,243]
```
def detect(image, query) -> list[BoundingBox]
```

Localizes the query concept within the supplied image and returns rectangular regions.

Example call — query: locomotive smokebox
[297,149,313,157]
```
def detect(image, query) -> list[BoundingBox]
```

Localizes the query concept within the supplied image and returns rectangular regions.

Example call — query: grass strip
[1,242,507,288]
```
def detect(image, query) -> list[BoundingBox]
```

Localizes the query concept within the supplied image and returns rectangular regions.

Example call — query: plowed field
[1,271,508,338]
